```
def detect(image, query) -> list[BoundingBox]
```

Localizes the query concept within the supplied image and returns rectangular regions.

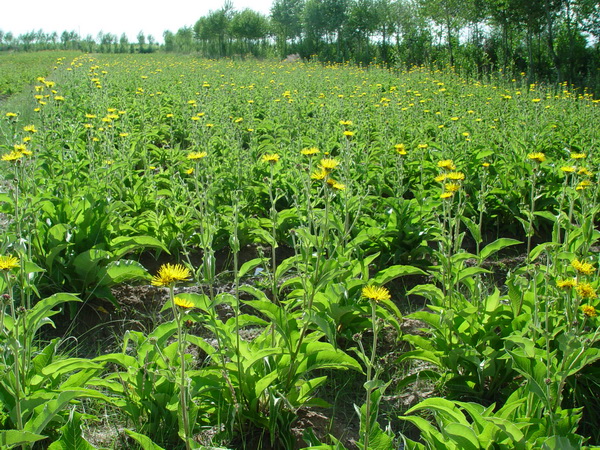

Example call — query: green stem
[170,285,191,450]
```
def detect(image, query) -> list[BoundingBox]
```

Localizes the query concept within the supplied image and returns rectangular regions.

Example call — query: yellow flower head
[578,167,592,177]
[561,166,576,173]
[572,259,595,276]
[440,192,454,199]
[434,174,447,183]
[174,296,194,309]
[582,304,598,318]
[444,183,461,193]
[319,158,339,172]
[311,168,328,180]
[301,147,320,156]
[0,255,19,271]
[576,180,592,190]
[23,125,37,133]
[576,283,597,299]
[394,144,407,155]
[2,151,24,162]
[261,153,280,164]
[327,178,346,191]
[188,151,207,160]
[527,152,546,163]
[343,130,354,137]
[438,159,456,171]
[447,171,465,181]
[151,263,191,287]
[362,285,391,302]
[571,153,586,159]
[556,278,577,290]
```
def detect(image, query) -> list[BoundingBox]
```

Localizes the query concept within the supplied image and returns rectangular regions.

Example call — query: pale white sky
[1,0,274,43]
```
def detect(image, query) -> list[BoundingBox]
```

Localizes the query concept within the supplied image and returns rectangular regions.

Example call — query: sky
[1,0,274,43]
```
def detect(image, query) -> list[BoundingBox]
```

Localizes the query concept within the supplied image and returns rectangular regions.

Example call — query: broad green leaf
[371,265,426,285]
[479,238,521,262]
[0,430,46,448]
[444,423,479,450]
[26,293,81,334]
[238,257,264,279]
[124,430,165,450]
[42,358,104,377]
[96,260,150,285]
[48,411,96,450]
[110,235,169,259]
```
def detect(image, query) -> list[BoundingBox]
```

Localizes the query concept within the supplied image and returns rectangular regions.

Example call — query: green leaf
[371,265,426,285]
[238,257,264,279]
[26,293,81,334]
[96,260,150,285]
[124,430,165,450]
[0,430,46,448]
[444,423,480,450]
[73,249,112,280]
[479,238,521,262]
[461,215,482,245]
[41,358,104,377]
[48,410,96,450]
[24,390,94,435]
[405,398,469,426]
[110,235,169,259]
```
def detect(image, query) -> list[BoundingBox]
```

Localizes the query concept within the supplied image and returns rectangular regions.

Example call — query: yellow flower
[188,151,207,160]
[0,255,19,271]
[440,192,454,199]
[362,285,391,302]
[343,130,354,137]
[572,259,595,276]
[2,151,24,161]
[576,283,597,299]
[301,147,320,156]
[151,263,191,287]
[311,168,327,180]
[418,144,428,149]
[185,168,194,174]
[319,158,339,172]
[174,296,194,308]
[560,166,576,173]
[556,278,577,289]
[23,125,37,133]
[261,153,280,164]
[394,144,407,155]
[571,153,586,159]
[5,112,17,118]
[576,180,592,190]
[447,171,465,181]
[438,159,456,171]
[581,304,598,318]
[578,168,592,176]
[327,178,345,191]
[444,183,461,193]
[339,120,353,126]
[527,152,546,163]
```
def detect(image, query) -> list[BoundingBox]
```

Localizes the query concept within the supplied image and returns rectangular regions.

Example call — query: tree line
[2,0,600,90]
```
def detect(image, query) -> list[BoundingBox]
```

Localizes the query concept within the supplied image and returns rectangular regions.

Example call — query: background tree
[271,0,305,57]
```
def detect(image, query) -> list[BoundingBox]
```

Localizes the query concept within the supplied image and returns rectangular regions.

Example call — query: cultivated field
[0,52,599,449]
